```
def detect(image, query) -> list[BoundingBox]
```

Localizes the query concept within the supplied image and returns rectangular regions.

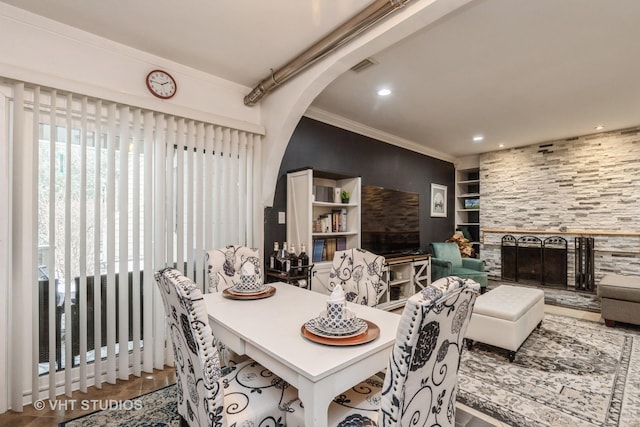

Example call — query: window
[4,81,262,404]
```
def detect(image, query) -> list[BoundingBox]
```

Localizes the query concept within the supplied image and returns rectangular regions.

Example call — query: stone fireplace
[478,127,640,291]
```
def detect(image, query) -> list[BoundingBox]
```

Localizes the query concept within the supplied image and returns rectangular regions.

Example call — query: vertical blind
[2,80,262,410]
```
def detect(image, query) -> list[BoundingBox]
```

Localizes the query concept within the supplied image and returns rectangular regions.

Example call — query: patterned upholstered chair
[287,276,480,426]
[205,245,261,366]
[154,267,298,427]
[205,245,262,293]
[328,248,386,307]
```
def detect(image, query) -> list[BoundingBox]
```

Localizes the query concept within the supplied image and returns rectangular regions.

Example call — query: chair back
[378,276,480,427]
[205,245,262,292]
[431,242,463,267]
[154,268,226,426]
[329,248,385,306]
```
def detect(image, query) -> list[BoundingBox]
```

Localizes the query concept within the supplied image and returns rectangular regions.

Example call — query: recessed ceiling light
[594,125,604,130]
[499,144,505,148]
[377,88,391,96]
[473,135,484,142]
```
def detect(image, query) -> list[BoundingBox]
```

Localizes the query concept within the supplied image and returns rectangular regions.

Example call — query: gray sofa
[598,274,640,327]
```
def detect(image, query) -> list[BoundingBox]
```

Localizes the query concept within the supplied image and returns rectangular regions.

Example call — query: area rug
[60,385,179,426]
[542,288,601,313]
[61,315,639,427]
[458,313,640,427]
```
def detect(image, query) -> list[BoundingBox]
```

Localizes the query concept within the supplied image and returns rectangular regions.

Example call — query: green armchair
[430,242,487,293]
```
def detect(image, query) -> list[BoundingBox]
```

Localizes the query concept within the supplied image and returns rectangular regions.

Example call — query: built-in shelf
[455,167,481,257]
[312,201,357,207]
[311,231,359,238]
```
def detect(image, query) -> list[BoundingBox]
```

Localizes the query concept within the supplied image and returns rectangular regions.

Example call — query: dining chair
[328,248,386,307]
[287,276,481,427]
[205,244,262,293]
[204,245,261,366]
[154,267,298,427]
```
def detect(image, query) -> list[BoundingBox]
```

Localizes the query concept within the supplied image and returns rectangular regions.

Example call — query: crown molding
[303,106,455,163]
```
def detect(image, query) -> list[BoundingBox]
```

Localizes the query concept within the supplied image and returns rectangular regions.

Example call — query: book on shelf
[315,210,348,233]
[312,239,325,263]
[325,208,347,233]
[331,209,343,232]
[312,237,348,262]
[326,238,336,260]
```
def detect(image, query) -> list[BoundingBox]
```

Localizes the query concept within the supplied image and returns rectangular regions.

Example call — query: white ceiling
[4,0,640,158]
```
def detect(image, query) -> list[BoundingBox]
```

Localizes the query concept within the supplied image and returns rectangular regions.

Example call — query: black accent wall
[264,117,455,257]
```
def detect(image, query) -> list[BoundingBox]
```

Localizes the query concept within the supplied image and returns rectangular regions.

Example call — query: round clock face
[146,70,177,99]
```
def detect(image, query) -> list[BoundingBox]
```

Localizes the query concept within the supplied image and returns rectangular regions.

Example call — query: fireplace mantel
[482,228,640,244]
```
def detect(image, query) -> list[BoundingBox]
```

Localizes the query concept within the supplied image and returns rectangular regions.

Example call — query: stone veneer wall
[480,126,640,289]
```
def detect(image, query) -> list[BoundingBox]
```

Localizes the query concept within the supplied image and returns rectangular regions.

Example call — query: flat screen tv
[361,185,420,256]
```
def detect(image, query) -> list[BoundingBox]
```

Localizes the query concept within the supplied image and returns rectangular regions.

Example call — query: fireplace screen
[517,236,543,283]
[501,235,517,282]
[501,235,568,288]
[543,236,568,287]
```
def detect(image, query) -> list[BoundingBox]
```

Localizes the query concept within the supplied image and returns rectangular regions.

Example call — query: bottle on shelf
[278,242,289,273]
[269,242,279,270]
[298,244,309,274]
[288,243,298,276]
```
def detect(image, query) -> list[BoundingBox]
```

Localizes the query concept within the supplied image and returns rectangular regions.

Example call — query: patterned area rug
[458,313,640,427]
[62,315,639,427]
[60,385,179,426]
[542,288,601,312]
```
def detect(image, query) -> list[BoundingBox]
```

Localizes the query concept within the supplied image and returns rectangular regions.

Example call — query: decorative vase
[341,198,349,204]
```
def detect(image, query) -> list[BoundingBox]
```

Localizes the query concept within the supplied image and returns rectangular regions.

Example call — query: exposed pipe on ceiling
[243,0,413,106]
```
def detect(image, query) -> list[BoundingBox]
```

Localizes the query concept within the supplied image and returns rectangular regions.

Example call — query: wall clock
[145,69,177,99]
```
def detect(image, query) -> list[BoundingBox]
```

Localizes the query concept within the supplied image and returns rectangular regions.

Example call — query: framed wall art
[430,183,447,217]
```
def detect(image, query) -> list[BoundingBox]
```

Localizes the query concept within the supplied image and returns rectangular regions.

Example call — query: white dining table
[202,282,401,427]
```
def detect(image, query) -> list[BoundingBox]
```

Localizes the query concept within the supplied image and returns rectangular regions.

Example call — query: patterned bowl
[317,308,358,331]
[232,274,265,293]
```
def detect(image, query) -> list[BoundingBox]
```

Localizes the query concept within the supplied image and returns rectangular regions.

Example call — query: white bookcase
[455,167,480,257]
[287,168,361,288]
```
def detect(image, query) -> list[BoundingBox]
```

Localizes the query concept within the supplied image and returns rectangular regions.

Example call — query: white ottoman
[465,285,545,362]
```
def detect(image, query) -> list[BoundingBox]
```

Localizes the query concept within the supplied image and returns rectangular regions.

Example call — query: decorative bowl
[231,274,265,293]
[317,308,359,331]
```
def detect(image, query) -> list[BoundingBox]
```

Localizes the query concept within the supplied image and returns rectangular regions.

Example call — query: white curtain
[0,80,262,411]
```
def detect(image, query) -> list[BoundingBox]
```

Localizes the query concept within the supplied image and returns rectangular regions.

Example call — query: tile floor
[0,304,602,427]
